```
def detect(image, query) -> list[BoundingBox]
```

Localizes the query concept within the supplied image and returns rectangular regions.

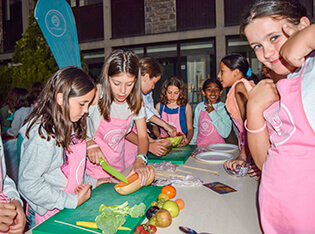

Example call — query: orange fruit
[175,198,185,210]
[161,185,176,199]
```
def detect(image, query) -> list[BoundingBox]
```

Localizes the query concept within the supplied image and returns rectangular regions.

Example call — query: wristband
[136,154,148,165]
[87,144,100,150]
[244,119,266,134]
[238,155,247,162]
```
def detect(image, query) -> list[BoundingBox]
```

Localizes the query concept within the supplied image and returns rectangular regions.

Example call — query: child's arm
[246,79,279,169]
[148,115,177,137]
[208,103,232,138]
[190,103,202,144]
[0,202,17,232]
[86,138,109,165]
[178,104,193,147]
[0,137,26,233]
[154,102,177,136]
[19,137,79,215]
[7,199,26,233]
[125,131,168,156]
[132,117,150,186]
[280,22,315,68]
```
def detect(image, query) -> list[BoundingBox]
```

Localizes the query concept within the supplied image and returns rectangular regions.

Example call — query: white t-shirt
[87,102,145,138]
[287,50,315,131]
[143,91,159,121]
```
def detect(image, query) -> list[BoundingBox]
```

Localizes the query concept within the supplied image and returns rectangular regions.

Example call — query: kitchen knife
[99,158,129,184]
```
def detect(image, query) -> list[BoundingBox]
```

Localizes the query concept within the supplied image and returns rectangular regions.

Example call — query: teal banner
[34,0,81,68]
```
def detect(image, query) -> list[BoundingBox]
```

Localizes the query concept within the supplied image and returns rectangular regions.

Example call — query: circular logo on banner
[45,10,66,37]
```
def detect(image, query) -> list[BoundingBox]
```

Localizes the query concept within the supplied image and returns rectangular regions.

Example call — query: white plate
[195,151,233,163]
[206,143,238,152]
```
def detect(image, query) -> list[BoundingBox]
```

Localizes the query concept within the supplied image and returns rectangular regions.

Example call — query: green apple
[162,200,180,218]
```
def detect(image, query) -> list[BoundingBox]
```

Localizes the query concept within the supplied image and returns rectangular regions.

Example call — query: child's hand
[205,102,214,113]
[224,156,246,170]
[177,135,189,147]
[74,183,88,194]
[166,125,177,137]
[96,178,112,187]
[247,79,279,115]
[9,199,26,234]
[0,200,26,233]
[77,182,92,207]
[149,140,168,156]
[130,159,151,186]
[248,164,261,181]
[86,140,109,165]
[280,23,313,68]
[0,202,17,232]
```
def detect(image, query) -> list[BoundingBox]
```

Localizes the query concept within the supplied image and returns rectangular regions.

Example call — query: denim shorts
[27,206,36,230]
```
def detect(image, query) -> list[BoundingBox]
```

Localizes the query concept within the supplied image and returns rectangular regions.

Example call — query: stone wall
[145,0,176,34]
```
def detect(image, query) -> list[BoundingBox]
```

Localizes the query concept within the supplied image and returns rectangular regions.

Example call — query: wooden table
[26,146,262,234]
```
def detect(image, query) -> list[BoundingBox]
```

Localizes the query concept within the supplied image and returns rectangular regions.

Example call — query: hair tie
[246,67,252,77]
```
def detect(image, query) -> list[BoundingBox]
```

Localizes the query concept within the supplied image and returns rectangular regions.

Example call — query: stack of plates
[195,143,238,163]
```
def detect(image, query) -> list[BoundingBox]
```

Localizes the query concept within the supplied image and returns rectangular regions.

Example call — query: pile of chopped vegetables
[95,201,146,234]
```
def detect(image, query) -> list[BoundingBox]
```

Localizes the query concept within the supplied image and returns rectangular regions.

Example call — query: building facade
[0,0,314,107]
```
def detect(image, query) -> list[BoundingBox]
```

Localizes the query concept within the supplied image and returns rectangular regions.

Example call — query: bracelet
[238,155,247,162]
[244,119,266,134]
[87,144,100,150]
[136,154,148,165]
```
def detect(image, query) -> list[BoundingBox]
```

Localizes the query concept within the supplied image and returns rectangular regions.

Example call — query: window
[111,0,145,38]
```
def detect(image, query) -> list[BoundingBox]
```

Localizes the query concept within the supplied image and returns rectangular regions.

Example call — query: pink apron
[124,125,143,169]
[225,79,255,150]
[34,141,86,225]
[260,64,315,233]
[160,105,184,138]
[196,103,225,145]
[86,115,133,179]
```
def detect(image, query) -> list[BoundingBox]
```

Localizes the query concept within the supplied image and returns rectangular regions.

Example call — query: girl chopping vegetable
[18,67,97,227]
[241,0,315,232]
[86,49,151,186]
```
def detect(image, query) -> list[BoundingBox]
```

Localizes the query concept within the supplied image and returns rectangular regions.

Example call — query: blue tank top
[159,104,187,135]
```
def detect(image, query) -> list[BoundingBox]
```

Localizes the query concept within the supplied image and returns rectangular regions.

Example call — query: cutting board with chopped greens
[32,183,161,234]
[147,144,197,164]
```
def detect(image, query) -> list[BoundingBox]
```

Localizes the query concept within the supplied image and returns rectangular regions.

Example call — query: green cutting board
[32,183,161,234]
[147,144,197,164]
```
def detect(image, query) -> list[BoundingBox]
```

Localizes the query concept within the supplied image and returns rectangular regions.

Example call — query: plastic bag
[152,174,203,187]
[224,163,249,177]
[150,162,178,172]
